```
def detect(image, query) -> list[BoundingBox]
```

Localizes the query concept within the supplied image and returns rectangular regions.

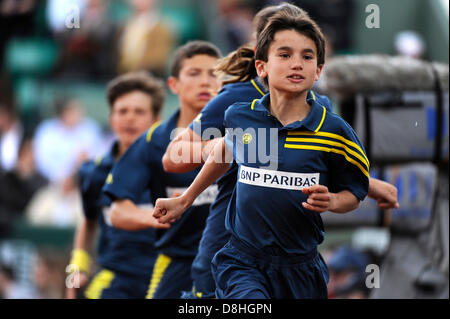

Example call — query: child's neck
[269,90,310,127]
[177,103,200,130]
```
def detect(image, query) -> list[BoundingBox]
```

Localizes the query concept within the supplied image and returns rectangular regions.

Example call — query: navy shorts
[146,253,194,299]
[84,268,151,299]
[211,236,329,299]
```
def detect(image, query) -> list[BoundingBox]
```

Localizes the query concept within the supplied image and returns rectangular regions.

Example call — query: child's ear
[314,64,324,81]
[255,60,268,79]
[167,76,178,95]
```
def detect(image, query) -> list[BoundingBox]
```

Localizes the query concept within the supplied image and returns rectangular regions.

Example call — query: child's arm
[65,218,97,299]
[302,185,360,214]
[154,137,230,223]
[368,177,399,209]
[162,128,220,173]
[109,199,171,231]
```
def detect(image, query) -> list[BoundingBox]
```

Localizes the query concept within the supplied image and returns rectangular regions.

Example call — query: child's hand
[302,185,332,213]
[369,179,400,209]
[153,195,190,224]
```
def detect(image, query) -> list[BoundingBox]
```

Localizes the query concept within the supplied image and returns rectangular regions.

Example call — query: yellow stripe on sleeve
[192,286,203,298]
[106,173,113,185]
[146,254,171,299]
[146,121,161,142]
[285,137,369,170]
[284,144,370,178]
[287,131,369,166]
[94,156,103,166]
[84,269,115,299]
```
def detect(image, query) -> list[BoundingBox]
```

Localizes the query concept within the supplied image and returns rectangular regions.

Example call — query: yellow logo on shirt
[243,133,253,144]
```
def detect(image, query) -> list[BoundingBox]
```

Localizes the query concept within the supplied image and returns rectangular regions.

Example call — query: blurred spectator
[217,0,255,51]
[0,135,48,236]
[25,173,83,228]
[117,0,177,78]
[0,104,23,173]
[33,97,103,184]
[50,0,118,80]
[327,246,371,299]
[46,0,87,33]
[32,250,66,299]
[0,262,38,299]
[0,0,39,69]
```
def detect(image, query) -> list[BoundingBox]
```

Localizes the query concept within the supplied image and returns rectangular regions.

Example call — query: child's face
[110,90,157,148]
[256,29,323,95]
[169,54,220,112]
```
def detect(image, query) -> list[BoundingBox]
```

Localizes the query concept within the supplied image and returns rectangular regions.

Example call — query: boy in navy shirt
[154,10,370,298]
[162,4,336,298]
[102,41,222,298]
[66,71,168,299]
[162,4,398,299]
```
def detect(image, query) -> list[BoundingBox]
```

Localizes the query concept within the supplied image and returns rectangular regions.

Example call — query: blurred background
[0,0,448,299]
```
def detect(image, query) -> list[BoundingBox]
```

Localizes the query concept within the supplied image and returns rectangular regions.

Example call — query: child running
[154,10,371,299]
[66,71,168,299]
[161,3,398,299]
[162,3,334,299]
[102,41,222,299]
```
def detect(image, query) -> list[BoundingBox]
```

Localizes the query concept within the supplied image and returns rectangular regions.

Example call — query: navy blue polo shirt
[223,94,369,256]
[188,78,333,226]
[78,142,157,276]
[103,111,216,258]
[187,77,334,264]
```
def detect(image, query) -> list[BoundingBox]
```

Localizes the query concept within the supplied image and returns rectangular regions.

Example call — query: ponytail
[214,44,257,85]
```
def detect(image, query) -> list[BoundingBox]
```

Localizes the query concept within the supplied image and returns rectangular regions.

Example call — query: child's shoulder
[223,79,258,91]
[321,109,359,139]
[206,83,252,110]
[78,156,111,190]
[78,159,97,179]
[226,100,255,114]
[224,100,256,120]
[143,119,173,148]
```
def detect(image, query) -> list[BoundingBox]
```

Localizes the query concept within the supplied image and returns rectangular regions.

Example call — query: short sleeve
[78,161,101,220]
[328,121,370,201]
[102,134,154,203]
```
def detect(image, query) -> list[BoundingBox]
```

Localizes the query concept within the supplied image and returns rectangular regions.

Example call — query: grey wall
[351,0,448,63]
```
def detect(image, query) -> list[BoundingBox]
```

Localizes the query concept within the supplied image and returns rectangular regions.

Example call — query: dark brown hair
[215,3,308,85]
[255,10,326,65]
[107,71,165,117]
[170,41,222,78]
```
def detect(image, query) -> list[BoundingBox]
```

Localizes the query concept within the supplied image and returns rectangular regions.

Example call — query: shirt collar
[250,77,267,97]
[255,93,326,132]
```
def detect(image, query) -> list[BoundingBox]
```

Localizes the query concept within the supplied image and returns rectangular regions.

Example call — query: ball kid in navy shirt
[66,71,166,299]
[153,10,369,299]
[103,41,222,299]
